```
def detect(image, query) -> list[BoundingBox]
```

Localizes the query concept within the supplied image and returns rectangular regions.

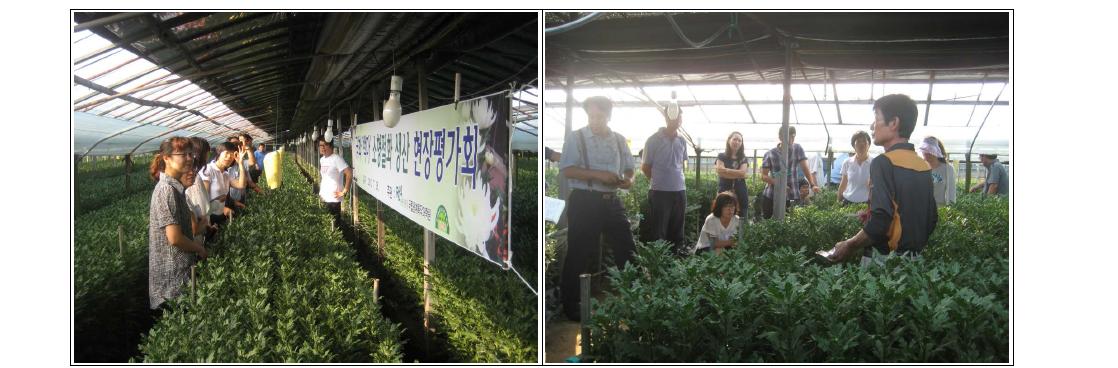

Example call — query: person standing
[970,153,1009,196]
[837,131,874,206]
[760,126,820,219]
[147,137,207,311]
[558,96,637,321]
[919,136,957,206]
[641,108,688,253]
[828,94,938,264]
[318,137,352,227]
[715,132,750,217]
[254,143,267,183]
[200,142,237,229]
[184,138,213,243]
[828,152,849,189]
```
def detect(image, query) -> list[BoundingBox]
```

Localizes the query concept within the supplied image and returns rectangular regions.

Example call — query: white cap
[918,137,943,158]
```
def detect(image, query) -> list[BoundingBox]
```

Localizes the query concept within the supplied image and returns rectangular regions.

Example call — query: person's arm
[164,224,207,259]
[799,159,820,192]
[732,160,749,179]
[714,159,729,177]
[831,158,892,261]
[230,158,248,189]
[336,167,353,199]
[640,162,652,179]
[761,167,775,186]
[970,182,985,193]
[986,183,998,195]
[946,170,957,203]
[562,166,620,186]
[837,173,849,203]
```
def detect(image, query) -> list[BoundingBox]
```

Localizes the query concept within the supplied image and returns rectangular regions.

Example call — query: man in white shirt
[318,137,352,227]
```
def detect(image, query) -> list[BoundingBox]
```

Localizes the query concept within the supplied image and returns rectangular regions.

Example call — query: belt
[572,188,616,200]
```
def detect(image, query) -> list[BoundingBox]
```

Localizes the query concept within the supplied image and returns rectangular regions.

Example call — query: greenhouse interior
[543,12,1010,363]
[72,12,540,363]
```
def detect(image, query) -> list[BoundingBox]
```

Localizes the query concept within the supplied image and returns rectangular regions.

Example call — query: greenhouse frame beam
[543,99,1008,108]
[74,75,248,159]
[543,77,1006,89]
[140,14,253,115]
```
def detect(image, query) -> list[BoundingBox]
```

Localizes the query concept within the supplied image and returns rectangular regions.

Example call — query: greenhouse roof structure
[545,12,1008,83]
[73,12,538,157]
[543,12,1011,159]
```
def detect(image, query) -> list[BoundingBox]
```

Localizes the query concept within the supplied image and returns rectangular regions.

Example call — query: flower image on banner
[352,92,511,266]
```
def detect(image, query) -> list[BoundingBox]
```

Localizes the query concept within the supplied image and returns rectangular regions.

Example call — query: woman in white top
[919,136,957,207]
[694,191,741,255]
[838,130,873,206]
[185,137,212,243]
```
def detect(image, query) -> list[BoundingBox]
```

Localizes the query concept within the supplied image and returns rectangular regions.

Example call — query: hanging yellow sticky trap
[264,147,284,189]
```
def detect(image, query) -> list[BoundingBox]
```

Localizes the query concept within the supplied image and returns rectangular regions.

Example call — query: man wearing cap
[970,153,1009,196]
[919,136,956,206]
[558,96,637,322]
[641,107,689,254]
[828,94,938,264]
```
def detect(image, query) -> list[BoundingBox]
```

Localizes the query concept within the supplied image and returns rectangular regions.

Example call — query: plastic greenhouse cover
[74,112,229,156]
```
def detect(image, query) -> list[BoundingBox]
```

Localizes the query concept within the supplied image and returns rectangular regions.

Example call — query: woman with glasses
[147,137,208,312]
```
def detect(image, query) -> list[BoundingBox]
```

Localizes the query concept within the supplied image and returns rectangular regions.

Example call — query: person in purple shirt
[641,109,688,254]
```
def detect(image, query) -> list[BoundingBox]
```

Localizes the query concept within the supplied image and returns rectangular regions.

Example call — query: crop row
[138,156,402,362]
[583,192,1010,362]
[73,189,158,362]
[332,154,538,363]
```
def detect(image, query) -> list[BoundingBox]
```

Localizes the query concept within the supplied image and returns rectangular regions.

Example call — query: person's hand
[828,240,847,262]
[856,209,871,224]
[595,171,621,185]
[253,186,264,194]
[335,190,346,199]
[196,245,208,259]
[617,176,633,189]
[223,207,233,218]
[812,185,822,193]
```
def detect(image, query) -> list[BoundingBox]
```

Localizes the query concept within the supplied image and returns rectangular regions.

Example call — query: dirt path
[545,321,582,363]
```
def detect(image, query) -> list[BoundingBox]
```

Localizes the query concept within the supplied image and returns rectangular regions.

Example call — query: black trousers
[647,190,687,253]
[323,201,342,227]
[562,189,636,320]
[760,195,795,220]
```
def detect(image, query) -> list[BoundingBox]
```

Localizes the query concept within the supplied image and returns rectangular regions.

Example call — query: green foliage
[73,190,156,362]
[344,155,538,363]
[138,157,403,363]
[549,167,1011,362]
[75,155,156,216]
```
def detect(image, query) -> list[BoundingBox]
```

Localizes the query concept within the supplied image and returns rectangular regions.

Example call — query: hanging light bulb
[666,90,681,120]
[325,118,335,143]
[311,125,319,141]
[383,75,403,127]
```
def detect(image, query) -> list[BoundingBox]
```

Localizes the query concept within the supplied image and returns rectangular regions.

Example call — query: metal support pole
[123,154,132,193]
[965,154,973,192]
[351,110,358,226]
[923,71,936,126]
[74,154,81,212]
[373,278,380,304]
[418,63,435,348]
[559,75,574,224]
[579,273,592,356]
[773,41,794,221]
